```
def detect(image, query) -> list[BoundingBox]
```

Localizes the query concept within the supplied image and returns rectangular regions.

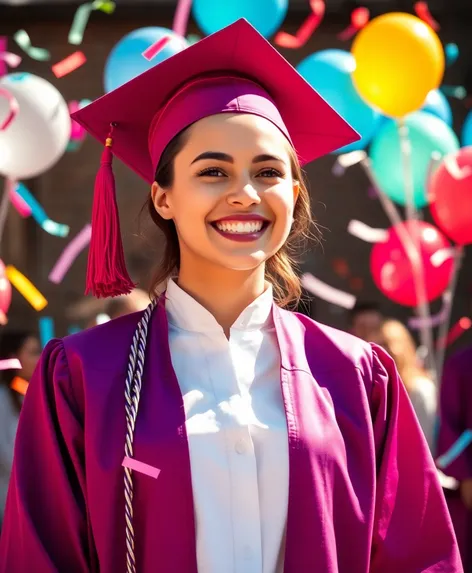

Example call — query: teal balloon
[193,0,288,38]
[104,28,188,93]
[370,112,460,208]
[461,111,472,146]
[421,90,453,126]
[297,50,382,153]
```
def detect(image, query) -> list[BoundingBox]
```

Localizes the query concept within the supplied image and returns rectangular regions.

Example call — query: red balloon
[370,221,453,307]
[0,260,12,314]
[429,147,472,245]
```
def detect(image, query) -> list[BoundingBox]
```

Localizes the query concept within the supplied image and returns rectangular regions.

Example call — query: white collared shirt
[165,279,288,573]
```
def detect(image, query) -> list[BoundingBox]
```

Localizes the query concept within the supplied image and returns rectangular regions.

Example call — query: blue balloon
[421,90,453,126]
[192,0,288,38]
[297,50,382,154]
[461,111,472,146]
[104,28,188,93]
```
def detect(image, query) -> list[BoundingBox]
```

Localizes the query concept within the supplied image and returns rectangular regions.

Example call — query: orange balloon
[351,13,444,117]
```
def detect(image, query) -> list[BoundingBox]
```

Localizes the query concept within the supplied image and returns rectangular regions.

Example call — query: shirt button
[235,439,248,454]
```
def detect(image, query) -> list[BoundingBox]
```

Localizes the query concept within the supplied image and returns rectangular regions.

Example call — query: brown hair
[146,127,318,308]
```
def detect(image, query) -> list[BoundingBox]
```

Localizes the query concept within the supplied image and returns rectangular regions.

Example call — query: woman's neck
[176,262,267,336]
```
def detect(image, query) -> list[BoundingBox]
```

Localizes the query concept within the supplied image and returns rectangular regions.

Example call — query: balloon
[369,111,459,208]
[461,110,472,146]
[370,221,453,307]
[0,260,11,315]
[104,28,188,93]
[0,73,71,180]
[351,13,445,117]
[192,0,288,38]
[429,147,472,245]
[297,50,382,153]
[421,90,452,126]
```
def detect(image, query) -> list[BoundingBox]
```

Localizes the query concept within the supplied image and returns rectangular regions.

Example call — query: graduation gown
[0,303,462,572]
[438,346,472,572]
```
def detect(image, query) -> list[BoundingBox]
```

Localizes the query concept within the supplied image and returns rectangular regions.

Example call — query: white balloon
[0,73,71,180]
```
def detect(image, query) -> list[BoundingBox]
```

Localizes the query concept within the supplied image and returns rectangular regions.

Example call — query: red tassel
[85,130,135,298]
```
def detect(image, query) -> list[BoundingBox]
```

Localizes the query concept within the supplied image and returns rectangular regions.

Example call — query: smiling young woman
[0,19,462,573]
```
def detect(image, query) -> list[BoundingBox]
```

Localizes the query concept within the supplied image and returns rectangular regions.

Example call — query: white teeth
[215,220,264,234]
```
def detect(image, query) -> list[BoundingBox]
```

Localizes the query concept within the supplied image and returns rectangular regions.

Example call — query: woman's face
[151,113,299,274]
[17,336,41,381]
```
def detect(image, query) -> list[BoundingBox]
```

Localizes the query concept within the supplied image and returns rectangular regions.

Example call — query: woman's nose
[227,180,261,207]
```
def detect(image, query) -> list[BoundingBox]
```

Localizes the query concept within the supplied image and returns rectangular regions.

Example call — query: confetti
[348,277,364,292]
[0,358,21,371]
[437,317,471,349]
[274,0,325,49]
[436,430,472,469]
[0,36,22,75]
[442,154,472,180]
[301,273,356,309]
[39,316,55,348]
[348,220,388,243]
[68,0,116,45]
[441,85,466,99]
[9,185,32,218]
[5,265,48,311]
[13,30,50,61]
[409,298,448,329]
[436,469,459,490]
[142,36,171,61]
[172,0,193,38]
[186,34,200,45]
[430,248,454,268]
[122,456,160,479]
[52,51,87,78]
[0,87,19,131]
[337,7,369,41]
[445,43,459,66]
[13,182,70,237]
[332,150,366,176]
[0,310,8,326]
[414,1,440,31]
[332,258,349,278]
[10,376,29,396]
[49,224,92,284]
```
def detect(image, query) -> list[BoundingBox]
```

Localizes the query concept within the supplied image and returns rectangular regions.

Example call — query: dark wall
[1,3,471,355]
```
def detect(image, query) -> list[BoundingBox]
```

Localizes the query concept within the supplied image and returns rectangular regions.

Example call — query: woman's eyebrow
[191,151,233,164]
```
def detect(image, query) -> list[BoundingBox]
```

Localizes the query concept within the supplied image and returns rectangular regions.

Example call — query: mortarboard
[72,18,360,299]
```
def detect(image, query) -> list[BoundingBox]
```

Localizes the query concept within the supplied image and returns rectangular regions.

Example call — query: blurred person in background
[437,346,472,572]
[0,330,41,528]
[381,319,437,453]
[105,288,151,320]
[348,301,386,346]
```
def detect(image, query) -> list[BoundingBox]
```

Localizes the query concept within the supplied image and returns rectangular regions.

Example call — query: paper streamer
[172,0,193,37]
[443,154,472,180]
[441,85,466,99]
[409,295,449,329]
[122,456,160,479]
[49,224,92,284]
[52,51,87,78]
[332,151,366,176]
[5,265,48,311]
[348,220,388,243]
[337,7,369,41]
[0,358,21,371]
[0,310,8,326]
[10,376,29,396]
[13,30,50,61]
[431,248,455,268]
[0,87,19,131]
[39,316,55,348]
[301,273,356,309]
[437,317,471,349]
[68,0,116,45]
[437,469,459,491]
[445,43,459,67]
[9,186,32,217]
[142,37,171,61]
[13,182,70,237]
[274,0,325,49]
[436,430,472,469]
[0,36,22,74]
[414,2,440,30]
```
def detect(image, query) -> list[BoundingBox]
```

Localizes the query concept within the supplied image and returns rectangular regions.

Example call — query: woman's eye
[198,167,226,177]
[258,168,283,178]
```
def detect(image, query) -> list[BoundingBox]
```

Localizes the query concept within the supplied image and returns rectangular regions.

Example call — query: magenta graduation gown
[438,346,472,572]
[0,302,462,572]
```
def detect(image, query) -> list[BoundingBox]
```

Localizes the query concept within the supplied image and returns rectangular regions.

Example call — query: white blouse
[165,279,289,573]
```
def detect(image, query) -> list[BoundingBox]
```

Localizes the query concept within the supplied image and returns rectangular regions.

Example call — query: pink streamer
[172,0,193,37]
[0,87,19,131]
[9,184,32,218]
[48,224,91,284]
[122,456,160,479]
[142,36,171,61]
[0,358,21,371]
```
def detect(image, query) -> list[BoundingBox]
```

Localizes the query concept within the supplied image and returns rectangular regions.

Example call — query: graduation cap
[72,18,360,299]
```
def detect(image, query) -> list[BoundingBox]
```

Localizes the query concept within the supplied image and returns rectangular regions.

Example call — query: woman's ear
[151,182,173,220]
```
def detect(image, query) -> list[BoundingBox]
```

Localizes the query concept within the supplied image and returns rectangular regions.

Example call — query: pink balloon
[0,260,12,314]
[429,147,472,245]
[370,221,453,307]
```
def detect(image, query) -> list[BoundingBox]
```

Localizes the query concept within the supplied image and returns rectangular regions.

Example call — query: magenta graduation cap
[72,18,360,299]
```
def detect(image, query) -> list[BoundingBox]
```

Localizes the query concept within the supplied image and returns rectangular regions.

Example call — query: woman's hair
[146,126,318,308]
[381,319,429,395]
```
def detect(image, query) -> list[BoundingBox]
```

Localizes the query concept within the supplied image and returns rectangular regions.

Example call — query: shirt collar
[165,278,274,333]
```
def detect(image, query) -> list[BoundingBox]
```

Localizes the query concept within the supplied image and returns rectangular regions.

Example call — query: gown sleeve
[368,344,463,573]
[0,339,95,572]
[437,353,472,482]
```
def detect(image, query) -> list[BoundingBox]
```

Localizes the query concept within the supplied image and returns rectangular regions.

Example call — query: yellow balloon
[351,12,444,118]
